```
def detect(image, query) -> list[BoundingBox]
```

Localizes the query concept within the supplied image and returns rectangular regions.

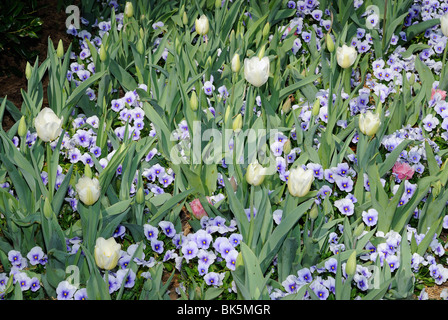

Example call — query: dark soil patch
[0,0,74,132]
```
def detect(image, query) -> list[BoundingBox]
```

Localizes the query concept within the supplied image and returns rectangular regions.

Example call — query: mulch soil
[0,0,73,131]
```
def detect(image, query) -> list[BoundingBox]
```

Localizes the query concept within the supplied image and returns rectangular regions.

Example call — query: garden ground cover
[1,0,448,301]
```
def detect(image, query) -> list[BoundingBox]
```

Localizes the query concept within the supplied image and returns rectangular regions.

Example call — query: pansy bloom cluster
[40,215,242,300]
[270,222,448,300]
[0,247,47,299]
[156,215,242,296]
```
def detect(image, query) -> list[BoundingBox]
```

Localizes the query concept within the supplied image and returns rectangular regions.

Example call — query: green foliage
[0,0,43,70]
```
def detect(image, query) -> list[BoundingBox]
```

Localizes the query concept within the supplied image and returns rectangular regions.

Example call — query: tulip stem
[46,143,53,202]
[309,217,314,237]
[343,67,351,96]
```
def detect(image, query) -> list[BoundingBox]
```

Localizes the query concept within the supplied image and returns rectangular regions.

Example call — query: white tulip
[94,237,121,270]
[75,176,101,206]
[336,44,357,69]
[34,107,63,142]
[288,166,314,197]
[359,110,381,136]
[441,13,448,37]
[195,15,209,36]
[246,160,266,186]
[244,56,270,87]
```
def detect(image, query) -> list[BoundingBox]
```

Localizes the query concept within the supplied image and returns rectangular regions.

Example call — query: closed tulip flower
[231,53,241,73]
[359,110,381,136]
[18,116,27,138]
[244,56,270,87]
[233,113,243,132]
[56,39,64,58]
[25,61,32,80]
[336,44,357,69]
[195,15,209,35]
[34,107,63,142]
[246,160,266,186]
[94,237,121,270]
[288,166,314,197]
[441,13,448,37]
[190,90,198,111]
[124,2,133,18]
[326,33,335,53]
[75,176,101,206]
[345,250,357,277]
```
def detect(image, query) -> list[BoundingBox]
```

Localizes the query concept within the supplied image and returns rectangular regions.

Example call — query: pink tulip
[431,88,447,100]
[189,198,208,220]
[392,162,415,180]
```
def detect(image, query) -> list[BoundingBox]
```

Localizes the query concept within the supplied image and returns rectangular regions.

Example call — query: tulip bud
[99,44,107,62]
[43,197,53,219]
[18,116,27,138]
[345,250,357,277]
[262,22,270,39]
[288,166,314,197]
[94,237,121,270]
[229,176,238,192]
[136,186,145,204]
[229,29,235,44]
[282,97,292,113]
[206,56,212,69]
[215,0,222,8]
[139,27,145,40]
[233,114,243,133]
[246,160,266,186]
[312,98,320,116]
[257,44,266,61]
[195,15,209,36]
[125,2,134,18]
[309,204,319,220]
[25,62,32,80]
[57,39,64,58]
[336,44,357,69]
[231,53,241,73]
[238,26,245,41]
[137,38,144,55]
[194,286,202,300]
[359,110,381,136]
[190,91,198,111]
[432,180,443,197]
[182,11,188,25]
[175,37,181,55]
[326,33,334,53]
[189,198,208,219]
[283,139,292,155]
[224,106,232,126]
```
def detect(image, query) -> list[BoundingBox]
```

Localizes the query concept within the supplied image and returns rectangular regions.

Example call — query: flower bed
[1,0,448,301]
